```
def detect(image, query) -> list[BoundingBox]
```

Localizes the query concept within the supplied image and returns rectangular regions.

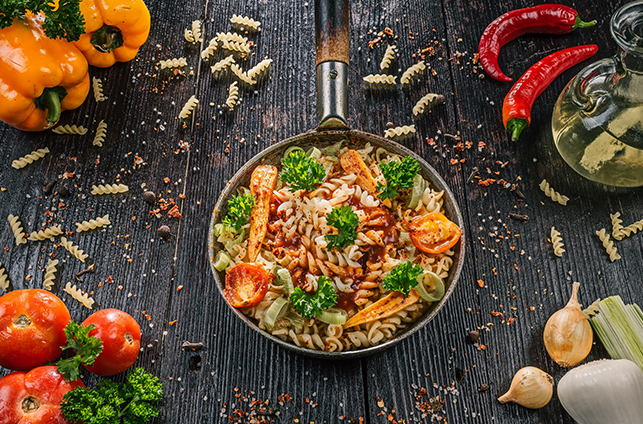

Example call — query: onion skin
[498,366,553,409]
[558,359,643,424]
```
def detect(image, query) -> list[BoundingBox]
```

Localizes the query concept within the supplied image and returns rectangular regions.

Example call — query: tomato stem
[507,118,529,141]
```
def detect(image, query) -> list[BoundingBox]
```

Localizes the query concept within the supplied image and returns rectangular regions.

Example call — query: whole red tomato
[0,365,84,424]
[82,308,141,376]
[0,289,71,371]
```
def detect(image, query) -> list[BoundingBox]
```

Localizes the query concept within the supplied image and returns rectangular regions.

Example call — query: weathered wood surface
[0,0,638,423]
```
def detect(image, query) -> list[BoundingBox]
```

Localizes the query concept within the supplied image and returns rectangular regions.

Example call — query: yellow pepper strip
[344,289,420,328]
[74,0,151,68]
[0,13,90,131]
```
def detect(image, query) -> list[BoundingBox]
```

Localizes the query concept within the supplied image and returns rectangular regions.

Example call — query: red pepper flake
[455,142,464,151]
[384,27,393,36]
[168,320,177,326]
[449,158,459,165]
[64,172,74,179]
[478,141,486,148]
[106,275,114,284]
[507,317,515,325]
[478,178,496,186]
[490,311,504,319]
[98,282,102,287]
[177,285,183,291]
[132,216,136,221]
[163,177,170,184]
[426,138,435,146]
[168,205,182,218]
[179,193,185,199]
[477,279,484,288]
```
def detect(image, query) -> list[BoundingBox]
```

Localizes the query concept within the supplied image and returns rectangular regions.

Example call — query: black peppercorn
[466,330,480,344]
[57,186,68,197]
[143,191,156,205]
[157,225,171,239]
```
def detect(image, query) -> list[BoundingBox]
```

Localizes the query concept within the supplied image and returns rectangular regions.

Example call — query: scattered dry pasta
[621,219,643,238]
[539,179,569,206]
[43,259,59,290]
[52,125,88,135]
[230,63,256,85]
[384,125,416,139]
[220,39,251,54]
[413,93,445,117]
[363,74,397,86]
[582,298,601,319]
[380,45,397,70]
[0,262,8,292]
[11,148,50,169]
[92,77,106,102]
[60,237,88,262]
[91,184,129,195]
[225,82,239,110]
[76,214,111,232]
[247,58,273,80]
[201,39,218,60]
[28,225,62,241]
[216,32,248,44]
[159,57,187,69]
[179,95,199,119]
[184,20,202,43]
[550,227,565,257]
[93,120,107,147]
[611,212,624,240]
[596,228,621,262]
[400,62,426,86]
[211,55,235,73]
[64,282,95,309]
[7,214,27,245]
[231,14,261,31]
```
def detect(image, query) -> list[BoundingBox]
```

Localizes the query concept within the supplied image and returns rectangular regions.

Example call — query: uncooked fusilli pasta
[60,237,88,262]
[52,125,88,135]
[230,63,256,85]
[216,32,248,44]
[210,55,235,74]
[620,219,643,238]
[7,214,27,245]
[184,20,202,43]
[179,95,199,119]
[412,93,445,117]
[91,184,128,195]
[43,258,58,290]
[384,125,416,139]
[225,82,239,110]
[550,227,565,257]
[611,212,625,240]
[75,214,111,232]
[93,120,107,147]
[596,228,621,262]
[28,225,62,241]
[582,298,601,319]
[11,148,50,169]
[0,262,8,292]
[400,62,426,86]
[220,39,251,54]
[363,74,397,86]
[380,45,397,70]
[159,57,187,69]
[231,14,261,31]
[64,282,95,309]
[92,77,107,102]
[247,58,273,80]
[539,179,569,206]
[201,39,218,60]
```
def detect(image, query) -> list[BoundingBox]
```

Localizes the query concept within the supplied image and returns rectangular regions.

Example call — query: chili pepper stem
[41,89,62,124]
[507,118,528,141]
[572,16,597,30]
[91,25,124,53]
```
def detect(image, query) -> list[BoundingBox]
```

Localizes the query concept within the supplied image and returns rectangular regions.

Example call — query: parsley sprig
[291,276,338,318]
[222,193,255,232]
[61,367,163,424]
[0,0,85,42]
[382,261,424,296]
[56,321,103,382]
[376,156,420,201]
[280,150,325,191]
[325,205,359,251]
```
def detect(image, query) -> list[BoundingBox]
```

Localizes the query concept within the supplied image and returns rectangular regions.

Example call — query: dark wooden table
[1,0,639,422]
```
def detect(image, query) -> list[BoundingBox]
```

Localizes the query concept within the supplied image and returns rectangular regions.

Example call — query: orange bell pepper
[0,13,90,131]
[74,0,151,68]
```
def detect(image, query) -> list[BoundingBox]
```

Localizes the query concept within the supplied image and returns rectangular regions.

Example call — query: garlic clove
[498,366,553,409]
[543,282,593,367]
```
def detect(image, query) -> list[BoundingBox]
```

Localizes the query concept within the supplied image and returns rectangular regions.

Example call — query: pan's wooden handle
[315,0,349,66]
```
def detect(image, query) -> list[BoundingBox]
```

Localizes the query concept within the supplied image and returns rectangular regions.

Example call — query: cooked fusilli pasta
[159,57,187,69]
[7,214,27,245]
[412,93,445,117]
[550,227,565,257]
[11,148,50,169]
[28,225,62,241]
[92,77,107,102]
[247,58,273,80]
[201,39,219,60]
[43,258,59,290]
[596,228,621,262]
[0,262,9,292]
[380,45,397,70]
[75,214,110,232]
[52,125,88,135]
[210,55,236,74]
[220,39,251,54]
[225,81,239,110]
[184,20,202,43]
[384,125,416,139]
[539,179,569,206]
[363,74,397,86]
[231,14,261,31]
[400,62,426,86]
[230,63,256,85]
[179,95,199,119]
[93,120,107,147]
[64,282,95,309]
[60,237,88,262]
[91,184,128,195]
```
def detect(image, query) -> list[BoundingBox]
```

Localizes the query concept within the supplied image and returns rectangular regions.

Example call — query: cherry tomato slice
[409,212,462,254]
[225,263,272,308]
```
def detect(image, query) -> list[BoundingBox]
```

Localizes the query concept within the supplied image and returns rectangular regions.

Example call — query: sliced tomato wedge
[409,212,462,254]
[224,263,272,308]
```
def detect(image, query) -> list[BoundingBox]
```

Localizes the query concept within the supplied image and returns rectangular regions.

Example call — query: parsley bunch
[376,156,420,201]
[290,276,338,318]
[325,205,359,251]
[382,261,424,296]
[280,150,325,191]
[56,322,103,382]
[0,0,85,41]
[61,367,163,424]
[222,193,255,232]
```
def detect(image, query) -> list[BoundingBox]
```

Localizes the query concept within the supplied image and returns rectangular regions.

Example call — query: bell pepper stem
[572,16,597,30]
[42,89,62,124]
[91,25,124,53]
[507,118,528,141]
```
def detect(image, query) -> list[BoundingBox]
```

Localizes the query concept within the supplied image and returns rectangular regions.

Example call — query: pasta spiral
[0,262,9,292]
[550,227,565,257]
[92,77,106,102]
[179,95,199,119]
[93,120,107,147]
[400,62,426,86]
[43,259,59,291]
[76,214,111,232]
[11,148,50,169]
[247,58,273,80]
[384,125,416,139]
[184,20,202,43]
[582,298,601,320]
[64,282,95,309]
[620,219,643,238]
[201,39,218,60]
[91,184,129,195]
[363,74,397,86]
[230,63,256,85]
[52,125,88,135]
[611,212,625,240]
[412,93,445,117]
[28,225,62,241]
[210,55,235,73]
[539,179,569,206]
[230,14,261,31]
[225,81,239,110]
[216,32,248,44]
[159,58,187,69]
[221,39,251,54]
[60,237,88,262]
[379,45,397,70]
[7,214,27,245]
[596,228,621,262]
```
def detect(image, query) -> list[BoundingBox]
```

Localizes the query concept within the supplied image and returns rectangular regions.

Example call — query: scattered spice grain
[157,225,171,239]
[143,190,156,204]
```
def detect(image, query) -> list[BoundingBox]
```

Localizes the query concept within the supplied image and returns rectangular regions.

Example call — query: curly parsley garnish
[376,156,420,201]
[325,205,359,251]
[0,0,85,42]
[222,193,255,232]
[290,276,338,318]
[56,322,103,382]
[382,261,424,296]
[280,150,325,191]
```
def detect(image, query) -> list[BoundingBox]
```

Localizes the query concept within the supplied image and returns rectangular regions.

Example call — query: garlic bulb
[558,359,643,424]
[498,366,553,409]
[543,281,592,367]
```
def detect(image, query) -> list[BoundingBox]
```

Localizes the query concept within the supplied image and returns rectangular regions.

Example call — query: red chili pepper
[503,44,598,141]
[479,5,595,82]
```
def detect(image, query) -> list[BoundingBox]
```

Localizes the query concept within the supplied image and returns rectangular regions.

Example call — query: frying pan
[208,0,465,359]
